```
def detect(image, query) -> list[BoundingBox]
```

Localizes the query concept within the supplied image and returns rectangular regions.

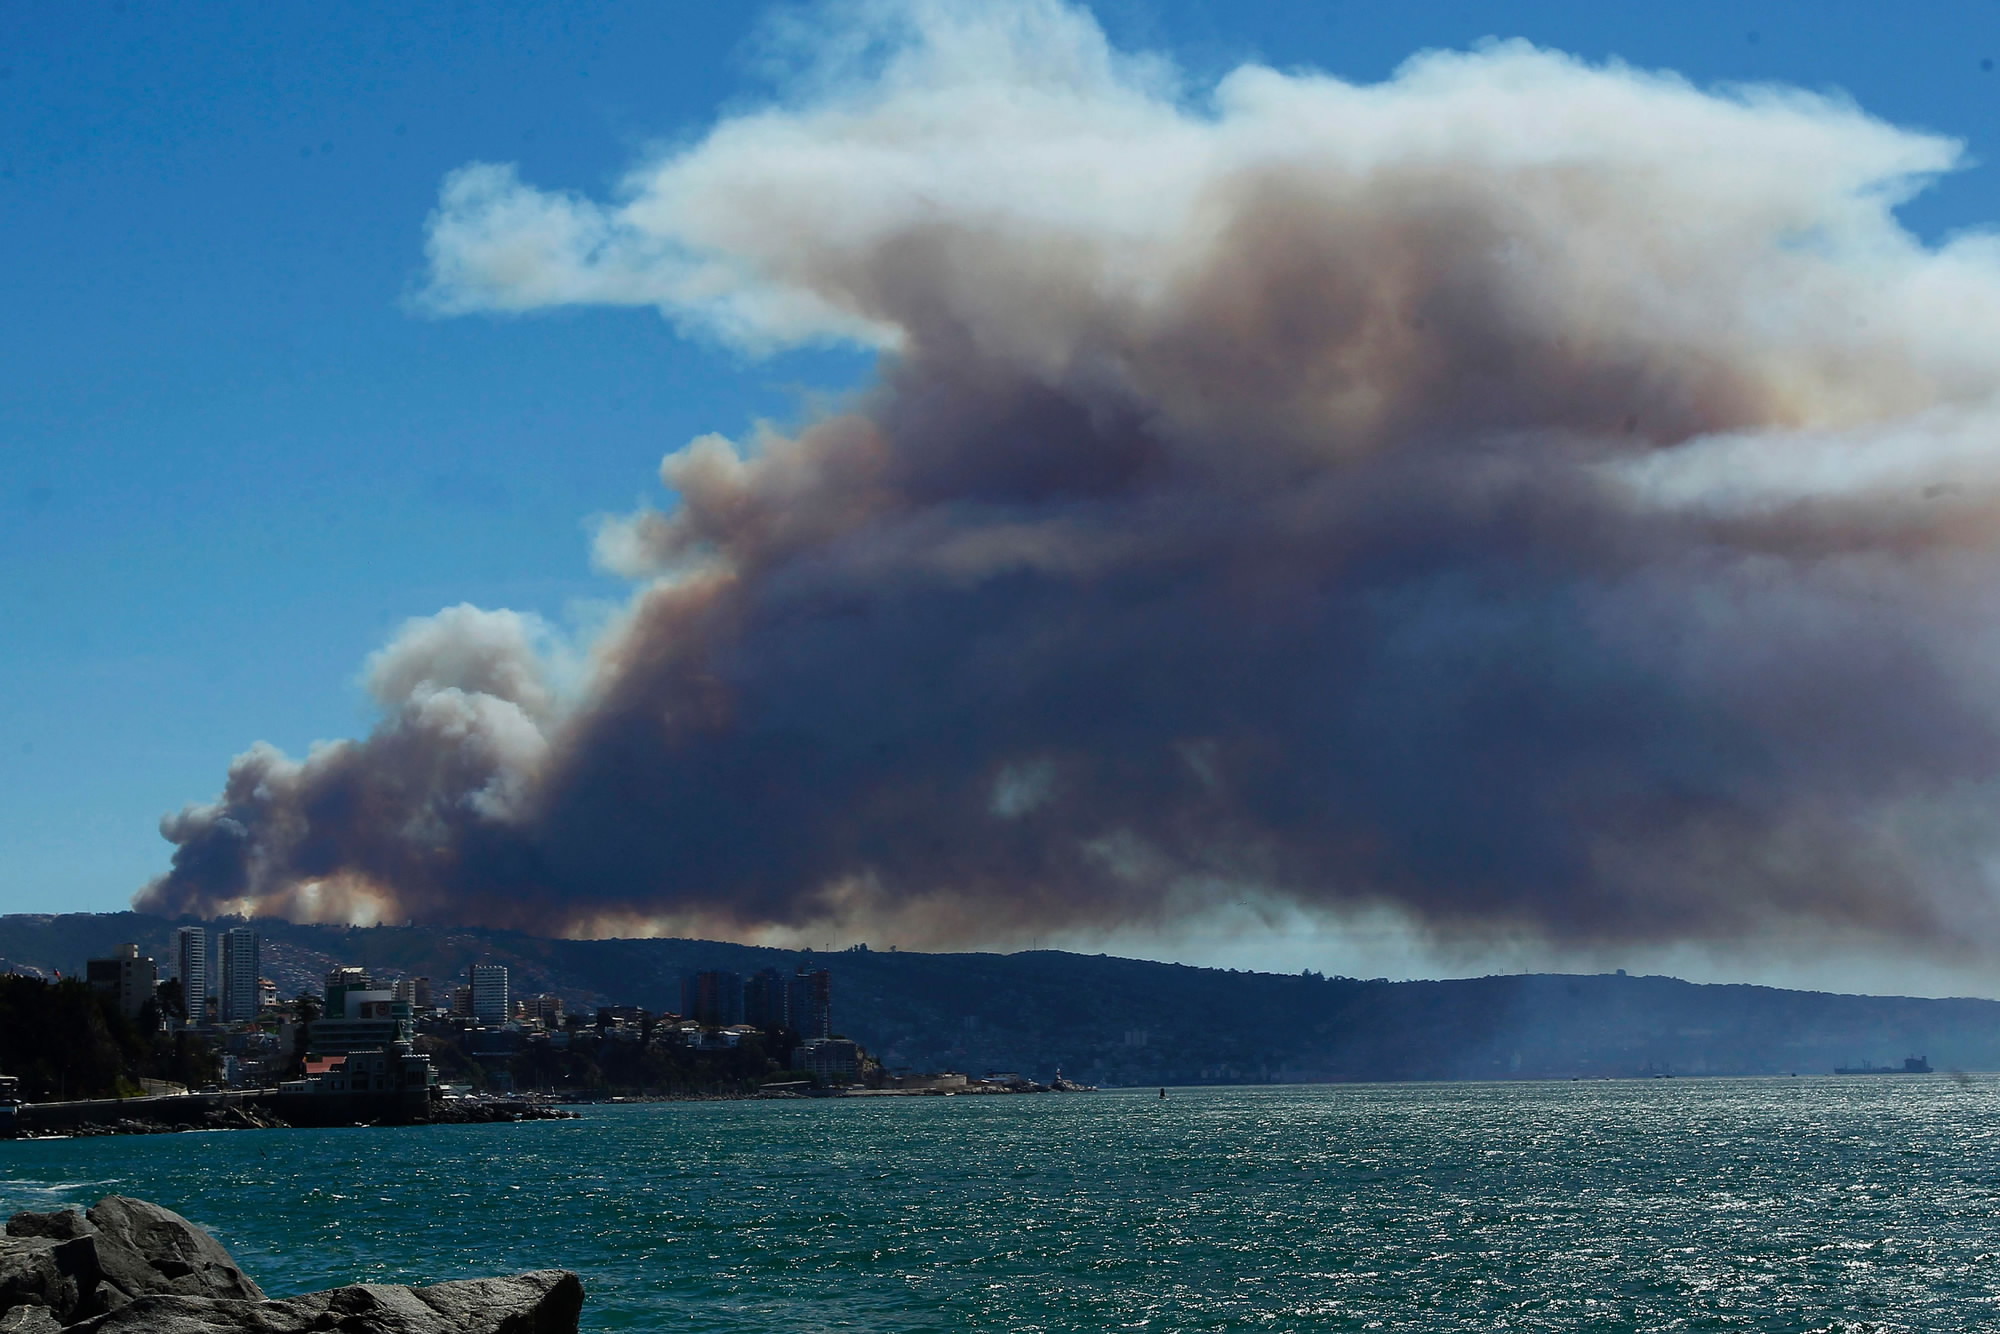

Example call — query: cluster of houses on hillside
[80,935,862,1099]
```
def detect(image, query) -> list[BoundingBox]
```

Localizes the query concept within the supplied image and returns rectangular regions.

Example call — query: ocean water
[3,1079,1998,1331]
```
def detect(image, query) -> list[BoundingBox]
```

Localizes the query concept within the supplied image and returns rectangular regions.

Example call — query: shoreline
[2,1091,576,1140]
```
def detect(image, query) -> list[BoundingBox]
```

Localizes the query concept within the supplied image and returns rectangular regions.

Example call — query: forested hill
[4,912,1996,1086]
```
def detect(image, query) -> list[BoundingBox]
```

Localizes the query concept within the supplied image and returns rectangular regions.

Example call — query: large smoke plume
[138,2,2000,954]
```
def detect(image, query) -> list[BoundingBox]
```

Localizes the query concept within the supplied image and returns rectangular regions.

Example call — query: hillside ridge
[2,913,1991,1084]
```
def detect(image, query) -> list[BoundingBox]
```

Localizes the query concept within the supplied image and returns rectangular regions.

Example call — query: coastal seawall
[5,1089,567,1136]
[7,1091,280,1136]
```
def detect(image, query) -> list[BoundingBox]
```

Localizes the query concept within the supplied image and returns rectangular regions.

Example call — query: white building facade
[172,926,207,1023]
[470,963,509,1025]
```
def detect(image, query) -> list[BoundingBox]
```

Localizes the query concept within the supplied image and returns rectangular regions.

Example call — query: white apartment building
[172,926,207,1023]
[470,963,509,1025]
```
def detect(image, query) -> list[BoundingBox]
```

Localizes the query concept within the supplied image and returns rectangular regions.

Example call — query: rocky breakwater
[0,1197,582,1332]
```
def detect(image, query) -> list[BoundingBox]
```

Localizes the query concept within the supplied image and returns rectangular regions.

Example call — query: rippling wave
[2,1079,1994,1330]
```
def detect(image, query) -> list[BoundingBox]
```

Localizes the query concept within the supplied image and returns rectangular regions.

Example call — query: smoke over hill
[139,2,2000,956]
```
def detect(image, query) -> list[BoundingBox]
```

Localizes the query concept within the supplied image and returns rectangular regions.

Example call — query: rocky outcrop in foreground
[0,1198,581,1333]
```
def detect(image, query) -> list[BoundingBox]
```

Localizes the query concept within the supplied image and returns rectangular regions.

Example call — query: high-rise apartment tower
[743,967,788,1030]
[218,926,260,1023]
[470,964,510,1025]
[172,926,207,1023]
[682,970,744,1027]
[787,967,832,1040]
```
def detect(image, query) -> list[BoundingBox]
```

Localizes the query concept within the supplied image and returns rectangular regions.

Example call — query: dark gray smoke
[137,2,2000,954]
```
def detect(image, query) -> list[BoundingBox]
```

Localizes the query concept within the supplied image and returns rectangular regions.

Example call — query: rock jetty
[0,1197,581,1333]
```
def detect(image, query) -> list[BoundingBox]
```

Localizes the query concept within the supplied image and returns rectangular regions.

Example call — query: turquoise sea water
[3,1079,1998,1330]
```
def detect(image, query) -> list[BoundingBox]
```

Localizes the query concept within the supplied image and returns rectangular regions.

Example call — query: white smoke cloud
[420,15,1982,418]
[365,604,561,720]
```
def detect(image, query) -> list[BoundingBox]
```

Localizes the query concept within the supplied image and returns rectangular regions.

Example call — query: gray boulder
[0,1235,100,1325]
[0,1305,63,1333]
[0,1199,579,1332]
[2,1213,91,1244]
[69,1270,585,1334]
[82,1197,264,1305]
[285,1272,585,1334]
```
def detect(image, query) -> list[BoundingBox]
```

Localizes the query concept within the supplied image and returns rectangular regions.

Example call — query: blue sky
[5,0,2000,931]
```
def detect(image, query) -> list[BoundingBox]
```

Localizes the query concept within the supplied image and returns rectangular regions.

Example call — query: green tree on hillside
[0,976,220,1100]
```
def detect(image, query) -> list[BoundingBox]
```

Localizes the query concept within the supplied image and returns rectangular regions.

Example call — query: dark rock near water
[7,1197,265,1314]
[84,1197,266,1306]
[0,1199,579,1332]
[9,1105,289,1140]
[1,1215,89,1244]
[0,1235,99,1324]
[70,1271,584,1334]
[428,1102,577,1126]
[202,1106,286,1132]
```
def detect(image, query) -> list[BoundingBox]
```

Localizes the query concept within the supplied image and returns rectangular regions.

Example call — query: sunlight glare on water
[3,1079,1998,1331]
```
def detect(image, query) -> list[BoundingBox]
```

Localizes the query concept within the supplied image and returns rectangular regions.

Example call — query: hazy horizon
[21,903,2000,1004]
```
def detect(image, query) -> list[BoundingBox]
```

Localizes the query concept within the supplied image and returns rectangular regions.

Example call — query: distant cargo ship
[1833,1056,1932,1075]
